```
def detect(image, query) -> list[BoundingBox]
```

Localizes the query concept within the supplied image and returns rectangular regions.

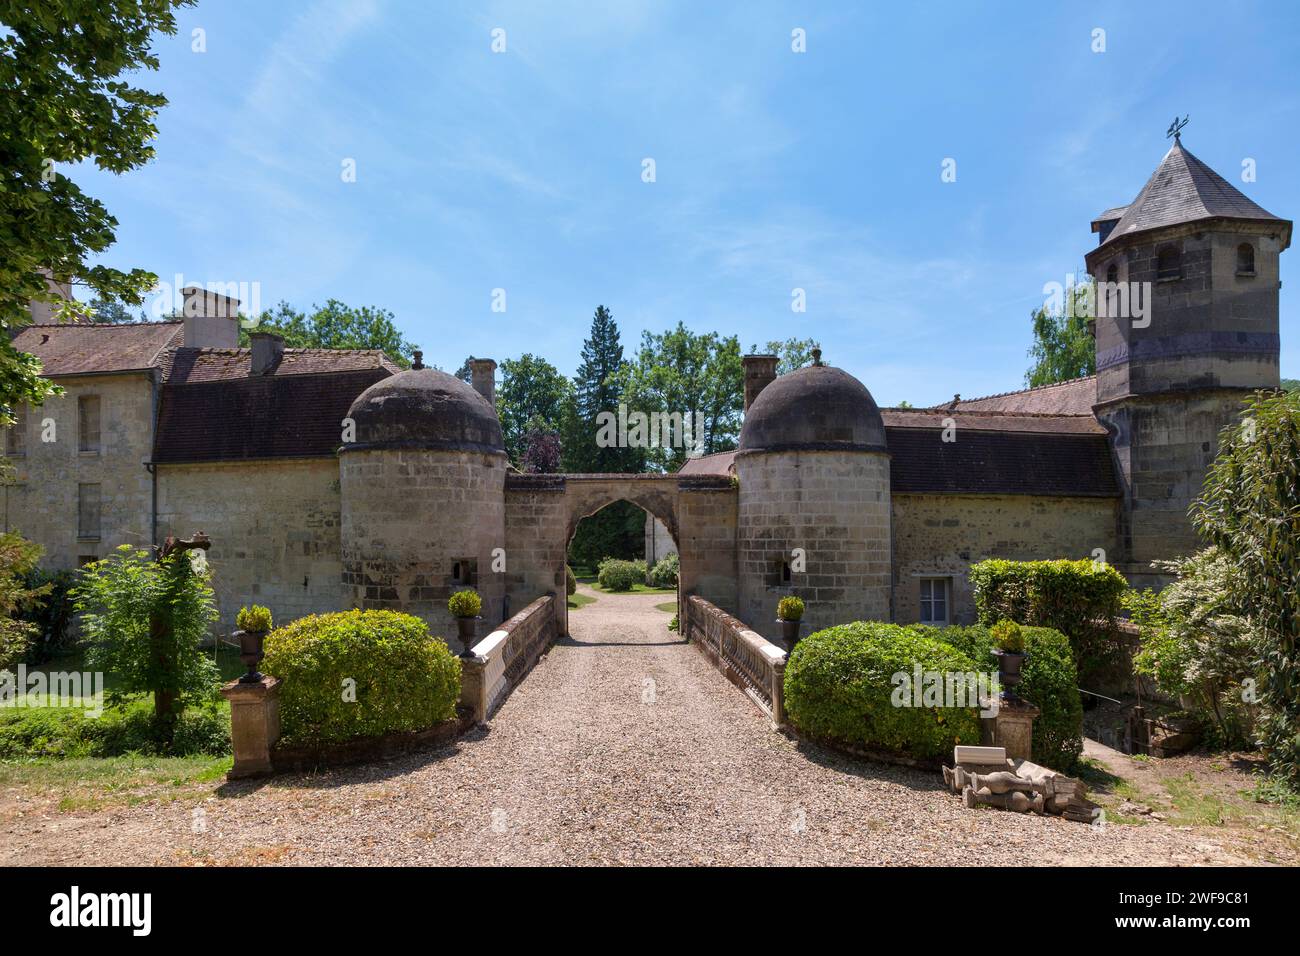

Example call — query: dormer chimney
[181,285,241,349]
[249,332,285,375]
[742,354,779,412]
[469,358,497,406]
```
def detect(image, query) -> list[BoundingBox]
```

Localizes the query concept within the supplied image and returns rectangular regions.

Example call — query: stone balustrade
[685,594,786,728]
[460,594,557,723]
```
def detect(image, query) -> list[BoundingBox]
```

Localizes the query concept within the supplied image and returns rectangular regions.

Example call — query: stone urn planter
[234,629,268,683]
[234,605,274,684]
[455,615,482,657]
[776,596,805,655]
[992,649,1028,701]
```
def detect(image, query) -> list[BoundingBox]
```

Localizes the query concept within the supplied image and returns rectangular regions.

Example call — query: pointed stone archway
[502,472,738,636]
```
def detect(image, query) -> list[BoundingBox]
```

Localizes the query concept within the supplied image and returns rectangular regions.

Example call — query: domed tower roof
[738,358,887,454]
[345,363,504,454]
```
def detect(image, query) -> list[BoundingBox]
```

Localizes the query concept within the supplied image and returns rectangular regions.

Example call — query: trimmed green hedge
[969,558,1127,684]
[262,610,460,747]
[597,558,645,592]
[918,623,1084,770]
[565,565,577,596]
[648,552,679,588]
[784,622,983,761]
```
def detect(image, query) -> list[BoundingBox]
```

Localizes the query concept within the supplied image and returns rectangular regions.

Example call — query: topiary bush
[919,623,1084,771]
[262,610,460,747]
[447,589,482,619]
[597,558,642,592]
[969,558,1127,684]
[648,552,679,588]
[783,622,983,761]
[236,604,272,632]
[777,595,805,621]
[565,564,577,596]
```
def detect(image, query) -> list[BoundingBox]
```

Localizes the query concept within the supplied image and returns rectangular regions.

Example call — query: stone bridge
[502,472,737,636]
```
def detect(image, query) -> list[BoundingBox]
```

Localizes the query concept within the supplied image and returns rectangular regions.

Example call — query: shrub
[1194,389,1300,786]
[565,565,577,596]
[969,558,1127,683]
[262,610,460,747]
[990,619,1024,653]
[649,552,679,588]
[448,589,482,619]
[597,558,643,592]
[921,623,1084,770]
[236,605,273,632]
[0,532,50,671]
[0,701,229,759]
[783,622,983,761]
[777,595,805,622]
[19,566,76,664]
[1127,549,1259,751]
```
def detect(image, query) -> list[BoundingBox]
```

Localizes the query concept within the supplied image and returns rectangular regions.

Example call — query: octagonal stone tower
[735,354,892,640]
[339,357,507,639]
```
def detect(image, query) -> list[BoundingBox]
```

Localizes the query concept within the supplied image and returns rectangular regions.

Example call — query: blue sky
[78,0,1300,406]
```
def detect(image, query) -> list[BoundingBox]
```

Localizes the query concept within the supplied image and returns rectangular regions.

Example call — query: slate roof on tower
[1095,141,1291,249]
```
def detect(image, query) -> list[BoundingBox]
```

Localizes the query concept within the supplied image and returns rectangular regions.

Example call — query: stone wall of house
[340,448,507,640]
[155,458,345,632]
[644,513,677,565]
[891,493,1120,625]
[736,450,891,642]
[2,372,155,569]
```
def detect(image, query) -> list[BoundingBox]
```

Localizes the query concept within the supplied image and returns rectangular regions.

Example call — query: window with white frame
[919,577,950,624]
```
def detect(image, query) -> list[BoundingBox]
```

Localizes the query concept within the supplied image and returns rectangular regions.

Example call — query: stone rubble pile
[943,745,1100,824]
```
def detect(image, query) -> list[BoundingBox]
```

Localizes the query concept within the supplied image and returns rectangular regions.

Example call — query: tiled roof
[947,375,1098,415]
[11,321,183,377]
[678,450,737,476]
[166,348,402,384]
[882,407,1106,435]
[1098,141,1290,249]
[153,369,392,463]
[886,426,1118,497]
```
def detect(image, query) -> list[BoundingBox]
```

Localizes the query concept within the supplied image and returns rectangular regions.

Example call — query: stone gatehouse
[5,139,1290,643]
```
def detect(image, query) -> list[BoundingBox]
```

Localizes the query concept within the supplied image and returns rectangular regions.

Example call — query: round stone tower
[735,354,891,639]
[339,357,507,639]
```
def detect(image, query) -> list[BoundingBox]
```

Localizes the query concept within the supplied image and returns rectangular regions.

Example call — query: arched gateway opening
[500,472,737,638]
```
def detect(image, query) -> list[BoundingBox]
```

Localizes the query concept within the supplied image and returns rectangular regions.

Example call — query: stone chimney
[181,285,241,349]
[249,332,285,375]
[469,358,497,406]
[742,354,779,412]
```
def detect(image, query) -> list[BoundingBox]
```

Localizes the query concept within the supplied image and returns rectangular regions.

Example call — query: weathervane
[1166,115,1189,142]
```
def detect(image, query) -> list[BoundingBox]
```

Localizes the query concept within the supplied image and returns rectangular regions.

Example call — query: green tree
[754,337,820,376]
[1024,283,1095,387]
[241,300,415,367]
[73,544,219,735]
[497,354,572,464]
[619,323,743,472]
[1193,389,1300,786]
[564,306,644,565]
[1,1,192,424]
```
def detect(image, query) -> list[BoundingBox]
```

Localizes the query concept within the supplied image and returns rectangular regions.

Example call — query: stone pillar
[770,656,787,727]
[459,655,488,723]
[981,698,1039,763]
[221,677,281,779]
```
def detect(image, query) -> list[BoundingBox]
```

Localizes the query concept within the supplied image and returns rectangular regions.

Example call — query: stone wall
[155,458,345,632]
[2,373,154,569]
[891,493,1120,624]
[737,450,891,642]
[644,513,677,565]
[340,447,507,640]
[677,478,738,616]
[503,476,569,635]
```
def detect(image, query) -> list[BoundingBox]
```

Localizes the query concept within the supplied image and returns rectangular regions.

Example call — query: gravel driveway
[1,587,1258,866]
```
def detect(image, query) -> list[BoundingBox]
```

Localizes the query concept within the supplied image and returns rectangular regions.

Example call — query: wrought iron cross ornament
[1167,115,1189,141]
